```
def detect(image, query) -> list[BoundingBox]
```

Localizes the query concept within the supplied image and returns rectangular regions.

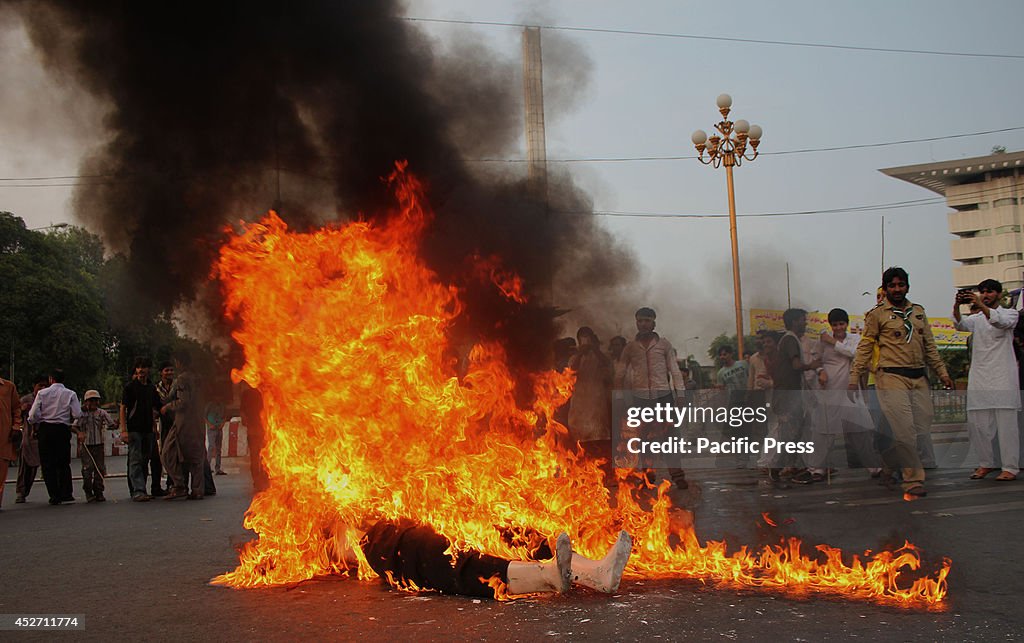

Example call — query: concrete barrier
[66,419,252,458]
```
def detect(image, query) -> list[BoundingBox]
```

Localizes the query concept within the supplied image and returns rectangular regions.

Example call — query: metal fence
[932,389,967,425]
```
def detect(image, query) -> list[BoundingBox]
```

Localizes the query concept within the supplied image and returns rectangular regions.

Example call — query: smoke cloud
[5,1,637,376]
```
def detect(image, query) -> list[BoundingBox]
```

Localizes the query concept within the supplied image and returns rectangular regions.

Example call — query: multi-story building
[881,150,1024,291]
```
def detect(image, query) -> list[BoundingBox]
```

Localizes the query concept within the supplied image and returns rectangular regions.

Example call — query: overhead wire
[566,181,1023,219]
[403,16,1024,61]
[462,126,1024,163]
[1,125,1021,184]
[0,161,1018,221]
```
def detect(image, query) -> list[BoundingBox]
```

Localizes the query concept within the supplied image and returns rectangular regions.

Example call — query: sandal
[904,484,927,497]
[970,467,997,480]
[995,471,1017,482]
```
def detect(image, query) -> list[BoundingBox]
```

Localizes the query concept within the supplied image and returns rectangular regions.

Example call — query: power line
[403,16,1024,61]
[559,197,946,219]
[1,125,1020,185]
[765,127,1024,156]
[569,182,1024,219]
[0,174,107,182]
[2,180,1009,221]
[465,126,1024,163]
[0,182,94,188]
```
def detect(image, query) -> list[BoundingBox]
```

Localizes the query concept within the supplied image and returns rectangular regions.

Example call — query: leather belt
[881,366,926,379]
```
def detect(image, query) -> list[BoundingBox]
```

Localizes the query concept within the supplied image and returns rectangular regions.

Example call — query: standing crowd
[0,349,249,510]
[3,265,1020,510]
[558,267,1021,499]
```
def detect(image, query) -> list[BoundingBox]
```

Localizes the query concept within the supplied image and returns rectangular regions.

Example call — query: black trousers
[361,521,510,598]
[37,423,74,501]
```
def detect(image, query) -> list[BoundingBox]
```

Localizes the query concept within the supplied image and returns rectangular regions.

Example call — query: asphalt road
[2,457,1022,641]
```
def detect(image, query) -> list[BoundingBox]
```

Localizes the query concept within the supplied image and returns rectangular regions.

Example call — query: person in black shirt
[119,357,162,502]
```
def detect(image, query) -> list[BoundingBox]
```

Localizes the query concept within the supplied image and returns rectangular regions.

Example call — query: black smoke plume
[6,1,636,376]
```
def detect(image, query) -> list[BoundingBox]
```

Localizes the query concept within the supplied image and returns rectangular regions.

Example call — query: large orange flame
[211,162,949,608]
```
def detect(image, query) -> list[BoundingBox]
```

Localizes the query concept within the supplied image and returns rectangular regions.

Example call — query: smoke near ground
[3,0,637,375]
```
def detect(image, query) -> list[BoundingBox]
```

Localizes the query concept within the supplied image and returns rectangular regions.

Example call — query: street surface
[2,453,1022,641]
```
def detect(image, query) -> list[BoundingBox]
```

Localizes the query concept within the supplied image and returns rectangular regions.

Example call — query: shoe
[61,496,75,503]
[970,467,997,480]
[48,498,62,505]
[877,473,898,490]
[215,470,227,476]
[15,495,25,504]
[791,471,816,484]
[150,488,167,497]
[206,491,216,496]
[995,471,1017,482]
[164,489,188,500]
[904,485,927,497]
[187,492,204,500]
[95,495,106,503]
[132,494,152,502]
[86,496,97,503]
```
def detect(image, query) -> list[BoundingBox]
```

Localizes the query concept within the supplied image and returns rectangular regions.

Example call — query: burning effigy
[211,163,949,608]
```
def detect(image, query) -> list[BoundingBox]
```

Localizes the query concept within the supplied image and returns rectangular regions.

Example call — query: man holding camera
[849,267,952,497]
[954,279,1020,481]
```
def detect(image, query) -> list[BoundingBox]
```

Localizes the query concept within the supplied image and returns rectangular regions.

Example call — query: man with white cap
[73,389,115,502]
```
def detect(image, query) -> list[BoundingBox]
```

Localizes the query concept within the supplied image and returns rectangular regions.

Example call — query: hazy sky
[3,1,1023,357]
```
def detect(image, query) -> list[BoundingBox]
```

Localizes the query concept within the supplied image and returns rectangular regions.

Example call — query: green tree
[939,347,969,382]
[0,213,106,392]
[0,213,209,400]
[707,333,761,362]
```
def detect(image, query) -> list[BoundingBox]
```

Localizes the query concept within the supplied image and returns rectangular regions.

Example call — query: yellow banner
[749,308,969,347]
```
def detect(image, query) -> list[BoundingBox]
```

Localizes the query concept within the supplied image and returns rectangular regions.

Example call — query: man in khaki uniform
[849,267,952,496]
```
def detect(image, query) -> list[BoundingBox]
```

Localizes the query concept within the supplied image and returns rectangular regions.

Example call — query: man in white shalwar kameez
[799,309,880,483]
[954,279,1020,481]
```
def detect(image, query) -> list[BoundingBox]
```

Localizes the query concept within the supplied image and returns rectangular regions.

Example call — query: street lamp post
[692,94,763,359]
[682,336,699,359]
